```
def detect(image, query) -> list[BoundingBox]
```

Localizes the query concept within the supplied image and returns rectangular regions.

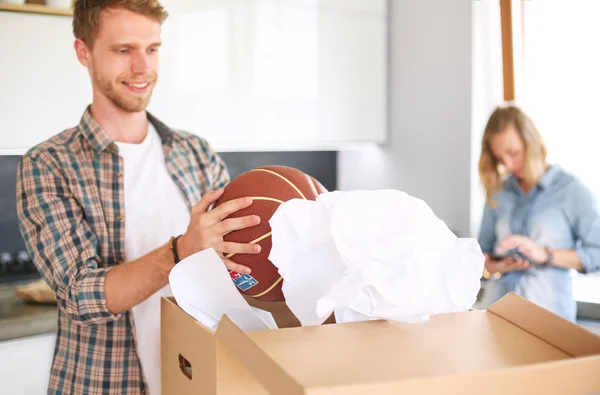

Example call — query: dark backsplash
[0,156,35,284]
[0,152,337,284]
[218,151,337,191]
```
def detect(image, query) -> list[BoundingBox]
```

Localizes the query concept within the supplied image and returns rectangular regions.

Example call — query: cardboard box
[161,293,600,394]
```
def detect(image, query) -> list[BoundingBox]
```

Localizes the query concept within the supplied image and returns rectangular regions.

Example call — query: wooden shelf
[0,2,72,17]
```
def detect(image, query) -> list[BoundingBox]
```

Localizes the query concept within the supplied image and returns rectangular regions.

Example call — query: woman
[477,105,600,322]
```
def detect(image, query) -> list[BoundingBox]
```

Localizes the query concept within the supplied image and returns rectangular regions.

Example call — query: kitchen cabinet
[0,0,387,152]
[0,333,55,394]
[152,0,388,150]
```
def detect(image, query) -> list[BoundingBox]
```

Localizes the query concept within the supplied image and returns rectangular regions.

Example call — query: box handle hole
[178,354,192,380]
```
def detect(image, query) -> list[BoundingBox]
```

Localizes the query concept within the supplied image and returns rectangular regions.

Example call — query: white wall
[0,12,92,153]
[337,0,473,237]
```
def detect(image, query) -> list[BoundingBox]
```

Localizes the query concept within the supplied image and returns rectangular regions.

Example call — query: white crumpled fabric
[268,190,484,326]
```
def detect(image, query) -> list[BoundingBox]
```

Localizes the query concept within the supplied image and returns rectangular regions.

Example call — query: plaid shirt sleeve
[17,152,122,325]
[203,137,231,189]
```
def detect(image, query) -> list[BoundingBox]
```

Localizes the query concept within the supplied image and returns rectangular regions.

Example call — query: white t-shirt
[115,123,190,395]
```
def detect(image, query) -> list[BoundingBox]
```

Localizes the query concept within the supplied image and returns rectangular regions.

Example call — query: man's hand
[499,234,548,264]
[484,253,530,274]
[178,188,261,274]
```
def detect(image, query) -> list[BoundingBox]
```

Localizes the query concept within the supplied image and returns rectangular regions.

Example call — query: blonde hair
[478,105,548,207]
[73,0,168,48]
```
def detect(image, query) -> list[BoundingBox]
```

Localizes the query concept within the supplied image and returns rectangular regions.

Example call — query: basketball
[212,165,327,302]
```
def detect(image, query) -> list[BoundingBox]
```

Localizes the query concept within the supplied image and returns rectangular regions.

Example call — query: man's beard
[93,68,156,113]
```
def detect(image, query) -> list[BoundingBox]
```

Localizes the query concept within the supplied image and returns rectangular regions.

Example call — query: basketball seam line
[249,196,285,204]
[250,168,307,200]
[249,276,283,298]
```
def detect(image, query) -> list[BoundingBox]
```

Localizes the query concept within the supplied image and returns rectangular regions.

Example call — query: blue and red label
[229,271,259,291]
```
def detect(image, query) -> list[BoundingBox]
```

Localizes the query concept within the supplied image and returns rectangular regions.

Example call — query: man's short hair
[73,0,168,47]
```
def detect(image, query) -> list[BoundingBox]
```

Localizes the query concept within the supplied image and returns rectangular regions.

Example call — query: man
[16,1,260,394]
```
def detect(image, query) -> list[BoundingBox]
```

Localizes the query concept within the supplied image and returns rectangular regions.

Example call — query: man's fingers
[222,257,251,275]
[192,188,225,215]
[219,241,261,256]
[217,215,261,235]
[209,197,254,222]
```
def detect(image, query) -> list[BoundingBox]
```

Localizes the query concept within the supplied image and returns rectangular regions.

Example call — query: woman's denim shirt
[477,165,600,321]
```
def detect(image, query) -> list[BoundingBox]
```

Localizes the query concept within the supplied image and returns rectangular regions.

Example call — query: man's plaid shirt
[16,107,229,394]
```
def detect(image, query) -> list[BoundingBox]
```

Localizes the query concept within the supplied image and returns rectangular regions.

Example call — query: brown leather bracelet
[169,235,183,264]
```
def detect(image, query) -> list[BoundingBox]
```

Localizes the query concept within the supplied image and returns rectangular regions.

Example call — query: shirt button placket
[517,198,526,234]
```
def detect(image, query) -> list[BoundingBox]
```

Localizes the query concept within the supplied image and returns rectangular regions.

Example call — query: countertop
[0,279,597,341]
[0,281,57,341]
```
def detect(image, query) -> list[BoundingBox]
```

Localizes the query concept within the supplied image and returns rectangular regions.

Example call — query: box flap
[216,315,304,395]
[162,297,269,394]
[215,341,270,394]
[487,292,600,357]
[217,307,573,392]
[161,297,217,394]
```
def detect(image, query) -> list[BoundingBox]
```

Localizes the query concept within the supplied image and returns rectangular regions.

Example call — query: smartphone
[489,247,532,263]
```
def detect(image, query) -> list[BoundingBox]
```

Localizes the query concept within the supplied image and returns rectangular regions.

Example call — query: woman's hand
[484,253,530,274]
[499,234,549,264]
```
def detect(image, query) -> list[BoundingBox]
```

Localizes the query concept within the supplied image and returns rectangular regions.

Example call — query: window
[473,0,600,311]
[521,0,600,307]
